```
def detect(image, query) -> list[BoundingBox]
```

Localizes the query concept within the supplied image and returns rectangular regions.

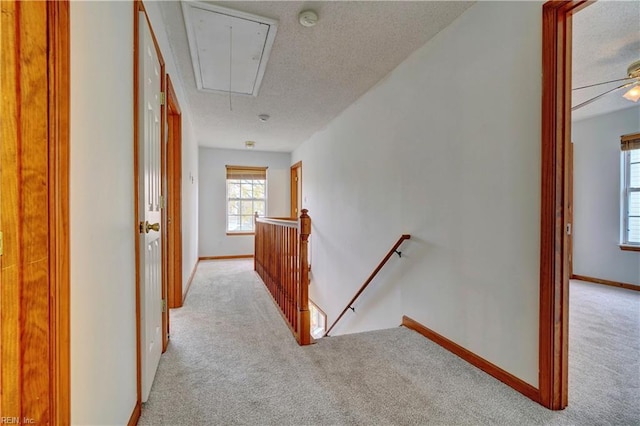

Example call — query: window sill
[226,232,255,236]
[619,244,640,252]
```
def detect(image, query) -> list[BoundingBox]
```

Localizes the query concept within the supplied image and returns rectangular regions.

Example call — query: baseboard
[127,401,141,426]
[183,261,198,303]
[199,254,253,261]
[401,315,540,403]
[571,274,640,292]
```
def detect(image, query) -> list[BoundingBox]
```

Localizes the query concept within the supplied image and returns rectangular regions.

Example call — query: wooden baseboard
[183,261,198,303]
[127,401,141,426]
[199,254,254,261]
[401,315,540,403]
[571,274,640,292]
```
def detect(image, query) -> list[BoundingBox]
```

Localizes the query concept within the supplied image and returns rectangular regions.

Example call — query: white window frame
[621,147,640,246]
[225,166,267,234]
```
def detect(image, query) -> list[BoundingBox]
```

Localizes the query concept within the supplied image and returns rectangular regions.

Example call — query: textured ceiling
[160,1,474,152]
[572,1,640,122]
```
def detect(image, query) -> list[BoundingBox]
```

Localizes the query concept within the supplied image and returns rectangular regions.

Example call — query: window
[621,133,640,246]
[226,165,267,233]
[309,300,326,339]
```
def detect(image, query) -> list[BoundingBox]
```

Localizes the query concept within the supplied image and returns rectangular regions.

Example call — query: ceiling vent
[182,1,278,97]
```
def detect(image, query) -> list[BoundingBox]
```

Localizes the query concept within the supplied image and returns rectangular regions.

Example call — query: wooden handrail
[256,216,298,228]
[324,234,411,337]
[254,210,312,345]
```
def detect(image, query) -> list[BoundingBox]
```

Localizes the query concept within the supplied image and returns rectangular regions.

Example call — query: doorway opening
[539,0,590,410]
[291,161,302,219]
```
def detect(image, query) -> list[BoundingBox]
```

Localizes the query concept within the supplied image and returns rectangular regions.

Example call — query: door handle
[139,221,160,234]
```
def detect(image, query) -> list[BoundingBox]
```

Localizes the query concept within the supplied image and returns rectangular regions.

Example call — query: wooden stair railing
[324,234,411,337]
[254,210,311,345]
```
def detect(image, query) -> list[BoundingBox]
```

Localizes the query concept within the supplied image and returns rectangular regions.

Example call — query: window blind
[621,133,640,151]
[226,165,267,180]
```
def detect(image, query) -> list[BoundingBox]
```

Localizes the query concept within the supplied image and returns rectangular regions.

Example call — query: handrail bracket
[323,234,410,337]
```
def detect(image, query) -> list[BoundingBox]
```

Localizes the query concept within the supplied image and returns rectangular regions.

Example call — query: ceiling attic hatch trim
[182,1,278,97]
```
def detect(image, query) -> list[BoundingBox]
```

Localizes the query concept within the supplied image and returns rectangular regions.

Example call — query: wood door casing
[0,1,70,423]
[568,141,574,276]
[540,0,590,410]
[291,162,302,219]
[167,74,184,309]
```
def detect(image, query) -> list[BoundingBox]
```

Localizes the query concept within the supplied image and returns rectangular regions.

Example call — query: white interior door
[139,11,162,403]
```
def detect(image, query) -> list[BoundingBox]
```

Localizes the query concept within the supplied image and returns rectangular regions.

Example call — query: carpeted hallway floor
[138,259,639,425]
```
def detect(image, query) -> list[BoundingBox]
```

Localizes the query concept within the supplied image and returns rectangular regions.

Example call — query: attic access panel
[182,1,278,97]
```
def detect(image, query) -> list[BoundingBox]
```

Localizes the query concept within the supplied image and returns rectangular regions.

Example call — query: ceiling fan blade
[571,81,636,111]
[573,76,639,91]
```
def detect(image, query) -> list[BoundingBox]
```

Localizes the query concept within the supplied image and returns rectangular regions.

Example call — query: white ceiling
[159,1,474,152]
[572,0,640,122]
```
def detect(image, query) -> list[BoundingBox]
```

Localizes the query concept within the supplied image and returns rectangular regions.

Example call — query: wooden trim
[199,255,254,261]
[137,2,165,67]
[182,261,198,304]
[402,316,540,403]
[226,232,255,236]
[166,74,183,310]
[127,401,141,426]
[571,274,640,292]
[256,219,297,227]
[620,244,640,252]
[568,141,573,277]
[48,1,71,423]
[1,1,70,422]
[290,161,302,218]
[133,0,142,407]
[160,55,168,354]
[540,0,591,411]
[166,73,182,115]
[256,217,298,228]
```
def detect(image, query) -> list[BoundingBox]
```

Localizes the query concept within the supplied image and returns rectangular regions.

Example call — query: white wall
[70,2,200,423]
[144,1,200,289]
[70,2,136,423]
[199,148,291,257]
[293,2,541,386]
[572,107,640,285]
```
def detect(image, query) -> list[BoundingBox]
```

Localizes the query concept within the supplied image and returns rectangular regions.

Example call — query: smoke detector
[299,10,318,27]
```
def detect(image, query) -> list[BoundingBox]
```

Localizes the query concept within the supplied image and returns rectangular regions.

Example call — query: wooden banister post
[298,209,311,344]
[254,211,259,271]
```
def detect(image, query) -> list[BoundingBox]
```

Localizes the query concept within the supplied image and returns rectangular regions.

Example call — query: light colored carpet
[138,260,639,425]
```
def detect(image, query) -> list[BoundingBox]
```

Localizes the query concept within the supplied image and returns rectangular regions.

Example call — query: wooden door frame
[0,1,70,423]
[166,74,184,309]
[539,0,591,410]
[133,0,168,412]
[568,141,574,277]
[290,161,302,218]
